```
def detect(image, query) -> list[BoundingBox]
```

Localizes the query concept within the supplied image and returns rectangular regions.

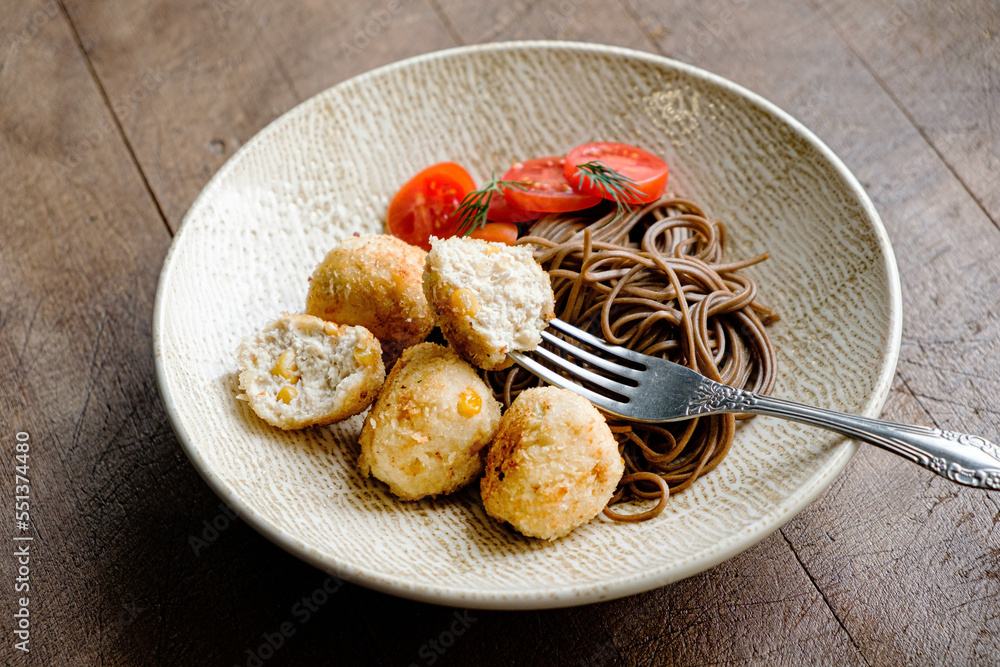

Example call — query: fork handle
[690,380,1000,489]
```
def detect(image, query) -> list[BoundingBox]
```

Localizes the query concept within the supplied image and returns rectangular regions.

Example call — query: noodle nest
[482,195,779,522]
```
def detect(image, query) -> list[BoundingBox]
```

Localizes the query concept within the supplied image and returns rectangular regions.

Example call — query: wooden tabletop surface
[2,0,999,664]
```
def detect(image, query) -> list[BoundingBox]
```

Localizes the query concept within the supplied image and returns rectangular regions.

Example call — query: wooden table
[2,0,998,664]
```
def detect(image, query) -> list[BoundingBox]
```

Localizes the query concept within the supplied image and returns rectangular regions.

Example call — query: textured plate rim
[153,40,903,610]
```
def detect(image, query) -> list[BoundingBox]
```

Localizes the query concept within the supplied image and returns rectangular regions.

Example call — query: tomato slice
[486,191,543,224]
[386,162,476,250]
[469,222,518,245]
[501,156,602,213]
[564,142,668,204]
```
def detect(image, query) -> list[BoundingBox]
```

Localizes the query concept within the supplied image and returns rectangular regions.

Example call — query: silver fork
[509,318,1000,490]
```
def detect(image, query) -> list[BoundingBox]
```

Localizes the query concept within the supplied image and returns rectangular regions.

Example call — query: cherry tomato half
[501,156,603,213]
[564,142,669,204]
[486,191,543,224]
[469,222,518,245]
[386,162,476,250]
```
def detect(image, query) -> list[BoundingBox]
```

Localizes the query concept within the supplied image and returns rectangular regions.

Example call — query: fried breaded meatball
[306,234,434,366]
[422,236,555,371]
[237,313,385,430]
[358,342,502,500]
[481,386,624,540]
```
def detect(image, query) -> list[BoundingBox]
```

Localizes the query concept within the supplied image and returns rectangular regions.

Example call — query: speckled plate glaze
[154,41,901,609]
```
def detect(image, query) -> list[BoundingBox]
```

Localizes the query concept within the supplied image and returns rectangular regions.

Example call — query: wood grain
[60,0,456,230]
[0,0,997,664]
[819,0,1000,227]
[434,0,651,49]
[0,1,174,663]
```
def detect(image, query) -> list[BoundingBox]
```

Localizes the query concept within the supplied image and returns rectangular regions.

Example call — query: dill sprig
[573,161,644,219]
[453,174,528,236]
[453,162,642,236]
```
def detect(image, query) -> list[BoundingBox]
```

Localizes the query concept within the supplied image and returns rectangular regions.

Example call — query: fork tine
[508,351,628,415]
[547,318,647,366]
[530,345,636,397]
[540,330,643,381]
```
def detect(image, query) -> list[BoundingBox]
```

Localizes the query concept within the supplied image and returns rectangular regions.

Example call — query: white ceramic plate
[154,41,901,609]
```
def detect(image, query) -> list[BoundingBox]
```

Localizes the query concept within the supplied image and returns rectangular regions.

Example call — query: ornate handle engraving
[688,380,1000,490]
[686,380,758,415]
[926,430,1000,489]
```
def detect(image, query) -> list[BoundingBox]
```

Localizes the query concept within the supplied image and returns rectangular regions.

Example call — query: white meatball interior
[237,313,384,430]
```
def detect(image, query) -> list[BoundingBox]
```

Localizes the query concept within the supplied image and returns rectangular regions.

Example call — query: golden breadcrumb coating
[307,234,433,367]
[359,342,502,500]
[481,386,624,540]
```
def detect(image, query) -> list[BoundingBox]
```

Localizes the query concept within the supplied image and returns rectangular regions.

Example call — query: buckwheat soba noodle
[482,194,779,522]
